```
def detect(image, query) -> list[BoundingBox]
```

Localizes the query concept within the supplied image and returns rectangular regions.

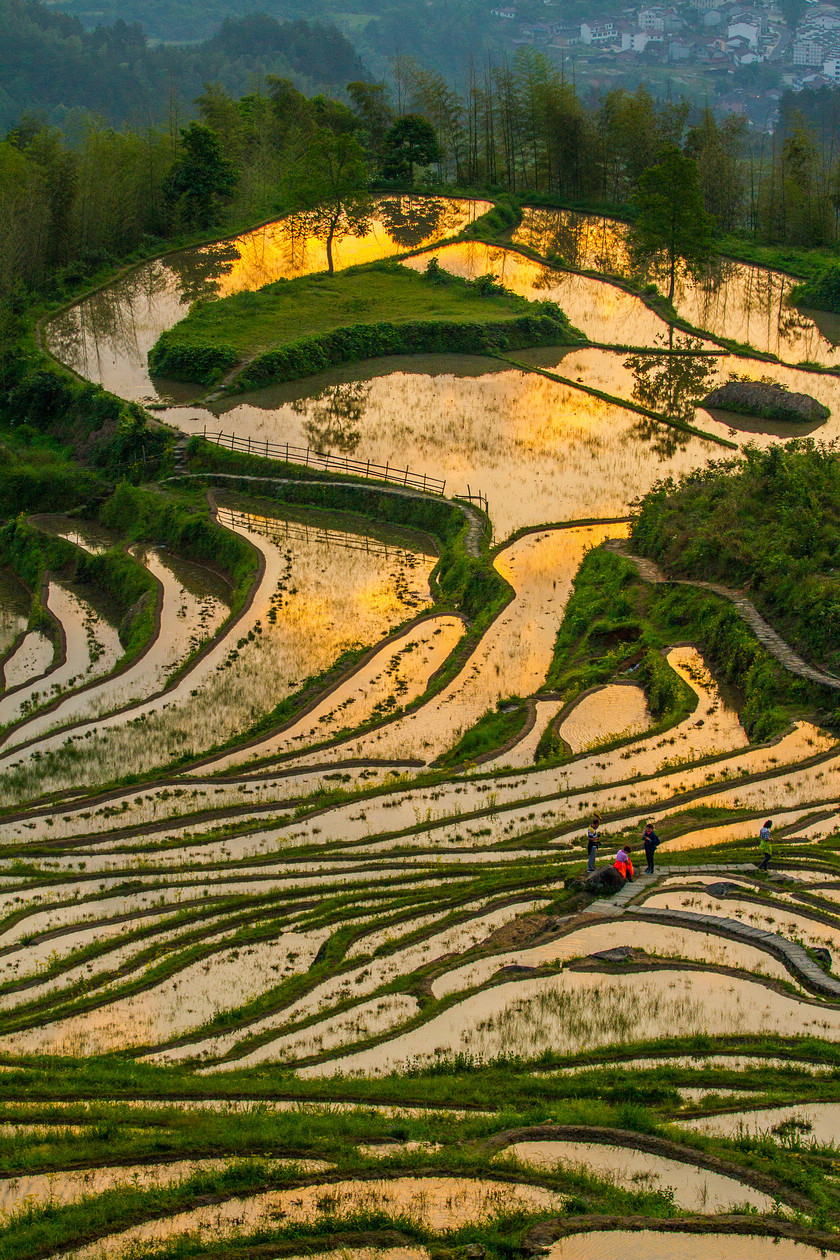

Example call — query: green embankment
[541,542,834,748]
[148,260,581,388]
[789,262,840,314]
[631,441,840,681]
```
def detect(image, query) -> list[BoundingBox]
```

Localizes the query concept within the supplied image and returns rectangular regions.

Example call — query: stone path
[583,862,840,997]
[606,540,840,691]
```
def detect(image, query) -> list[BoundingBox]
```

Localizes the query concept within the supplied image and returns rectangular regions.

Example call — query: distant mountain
[0,0,367,130]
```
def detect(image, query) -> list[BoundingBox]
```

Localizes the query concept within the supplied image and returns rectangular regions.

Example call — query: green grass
[149,260,579,386]
[178,265,545,357]
[436,697,529,768]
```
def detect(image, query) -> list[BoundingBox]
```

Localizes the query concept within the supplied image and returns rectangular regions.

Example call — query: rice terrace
[9,186,840,1260]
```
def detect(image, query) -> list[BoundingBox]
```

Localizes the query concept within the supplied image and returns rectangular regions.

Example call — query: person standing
[643,822,661,875]
[586,815,602,872]
[758,820,773,871]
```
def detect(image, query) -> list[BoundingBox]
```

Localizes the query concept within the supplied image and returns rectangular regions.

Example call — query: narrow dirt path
[607,540,840,691]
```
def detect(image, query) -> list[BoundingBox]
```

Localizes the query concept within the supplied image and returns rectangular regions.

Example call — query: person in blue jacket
[643,822,661,874]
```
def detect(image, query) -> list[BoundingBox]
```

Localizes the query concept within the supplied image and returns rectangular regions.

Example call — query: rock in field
[702,380,829,423]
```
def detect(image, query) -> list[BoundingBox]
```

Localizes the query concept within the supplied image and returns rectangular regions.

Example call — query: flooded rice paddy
[300,968,840,1077]
[14,196,840,1258]
[45,197,490,404]
[50,1177,563,1259]
[499,1140,775,1211]
[544,1234,831,1260]
[558,684,652,755]
[678,1102,840,1146]
[515,206,840,365]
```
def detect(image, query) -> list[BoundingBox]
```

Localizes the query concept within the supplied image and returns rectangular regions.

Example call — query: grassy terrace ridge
[147,258,581,387]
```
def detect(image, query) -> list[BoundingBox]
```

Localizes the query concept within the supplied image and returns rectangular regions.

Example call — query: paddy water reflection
[44,198,490,404]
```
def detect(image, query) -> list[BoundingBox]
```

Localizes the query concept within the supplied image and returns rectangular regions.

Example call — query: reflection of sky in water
[516,206,840,365]
[404,242,670,347]
[44,197,490,404]
[168,363,722,536]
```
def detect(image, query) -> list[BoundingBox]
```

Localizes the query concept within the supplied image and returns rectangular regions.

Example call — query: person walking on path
[587,814,602,872]
[758,820,773,871]
[643,822,661,875]
[613,845,634,882]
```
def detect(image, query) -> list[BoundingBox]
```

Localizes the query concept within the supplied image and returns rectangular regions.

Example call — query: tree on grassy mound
[284,128,371,275]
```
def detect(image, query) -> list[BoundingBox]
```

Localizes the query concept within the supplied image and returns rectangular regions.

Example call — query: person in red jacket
[613,845,634,882]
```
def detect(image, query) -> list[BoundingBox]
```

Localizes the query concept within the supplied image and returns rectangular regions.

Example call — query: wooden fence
[200,428,446,496]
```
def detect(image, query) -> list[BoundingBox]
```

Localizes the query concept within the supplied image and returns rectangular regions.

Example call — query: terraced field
[5,197,840,1259]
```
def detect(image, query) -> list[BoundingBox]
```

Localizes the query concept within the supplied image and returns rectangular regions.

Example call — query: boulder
[702,380,829,424]
[814,947,832,969]
[705,881,743,897]
[584,865,625,895]
[590,945,635,962]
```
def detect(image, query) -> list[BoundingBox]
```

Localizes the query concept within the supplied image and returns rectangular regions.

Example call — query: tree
[381,115,442,184]
[285,128,370,275]
[630,144,714,302]
[162,123,237,230]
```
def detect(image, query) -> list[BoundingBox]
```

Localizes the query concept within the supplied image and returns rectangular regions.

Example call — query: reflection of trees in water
[625,334,716,457]
[518,209,630,275]
[292,382,371,454]
[688,258,833,361]
[167,241,240,304]
[46,259,182,376]
[377,197,448,248]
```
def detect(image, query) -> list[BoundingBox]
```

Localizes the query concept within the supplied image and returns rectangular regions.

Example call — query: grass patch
[436,696,529,768]
[148,260,580,386]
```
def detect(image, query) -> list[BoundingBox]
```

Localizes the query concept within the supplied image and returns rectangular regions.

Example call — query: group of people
[586,816,661,878]
[585,814,776,880]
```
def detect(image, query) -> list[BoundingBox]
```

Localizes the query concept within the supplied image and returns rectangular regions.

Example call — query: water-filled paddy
[51,1177,563,1258]
[293,523,625,764]
[679,1101,840,1146]
[558,684,652,754]
[544,1233,830,1260]
[405,242,669,347]
[169,362,725,537]
[515,206,840,366]
[299,968,840,1077]
[499,1139,775,1211]
[0,509,435,799]
[44,198,490,403]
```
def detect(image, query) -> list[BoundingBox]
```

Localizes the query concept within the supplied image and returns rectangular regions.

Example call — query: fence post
[216,433,221,446]
[264,438,268,458]
[247,435,251,454]
[441,480,446,495]
[285,443,289,464]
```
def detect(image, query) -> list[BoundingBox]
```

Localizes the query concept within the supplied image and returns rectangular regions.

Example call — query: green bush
[234,313,574,391]
[147,336,238,385]
[631,441,840,675]
[790,263,840,313]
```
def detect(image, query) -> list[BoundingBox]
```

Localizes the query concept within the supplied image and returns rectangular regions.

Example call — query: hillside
[630,440,840,674]
[0,0,365,128]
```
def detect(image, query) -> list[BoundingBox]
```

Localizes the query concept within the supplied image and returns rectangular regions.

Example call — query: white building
[580,17,617,41]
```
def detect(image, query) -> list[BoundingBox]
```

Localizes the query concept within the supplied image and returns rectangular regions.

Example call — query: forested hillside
[0,0,365,128]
